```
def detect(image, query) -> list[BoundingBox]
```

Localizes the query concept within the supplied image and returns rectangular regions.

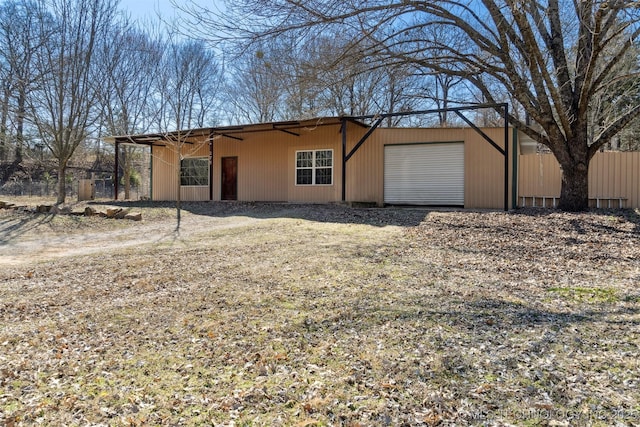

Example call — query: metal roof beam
[216,132,244,141]
[345,116,385,162]
[273,124,300,137]
[454,110,505,155]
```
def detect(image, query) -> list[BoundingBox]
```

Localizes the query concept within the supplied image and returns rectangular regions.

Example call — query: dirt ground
[0,200,267,266]
[1,199,639,426]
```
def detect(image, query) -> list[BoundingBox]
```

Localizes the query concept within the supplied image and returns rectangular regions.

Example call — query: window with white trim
[180,157,209,186]
[296,149,333,185]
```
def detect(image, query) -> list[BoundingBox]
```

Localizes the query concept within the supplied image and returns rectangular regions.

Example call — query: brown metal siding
[347,127,513,209]
[151,123,514,209]
[152,144,178,201]
[286,125,343,203]
[463,128,513,209]
[212,124,343,203]
[213,134,289,202]
[518,152,640,208]
[152,140,210,201]
[517,153,562,204]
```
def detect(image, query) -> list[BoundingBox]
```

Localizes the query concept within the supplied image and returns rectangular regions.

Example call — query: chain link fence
[0,178,153,201]
[0,177,116,199]
[1,145,151,201]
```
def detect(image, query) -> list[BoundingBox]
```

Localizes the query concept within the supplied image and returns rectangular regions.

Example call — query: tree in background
[155,36,223,226]
[97,20,163,199]
[221,31,431,125]
[225,46,284,123]
[156,39,222,132]
[0,0,47,166]
[184,0,640,211]
[28,0,117,204]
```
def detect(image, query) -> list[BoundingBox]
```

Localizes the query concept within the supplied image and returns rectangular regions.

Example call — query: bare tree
[155,36,222,225]
[29,0,117,204]
[225,47,284,123]
[223,32,429,125]
[277,38,324,119]
[0,0,48,164]
[96,20,163,199]
[310,34,387,117]
[184,0,640,211]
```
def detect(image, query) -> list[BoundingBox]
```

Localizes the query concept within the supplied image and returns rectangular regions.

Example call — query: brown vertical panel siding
[518,152,640,208]
[343,124,385,204]
[346,126,513,209]
[152,144,178,201]
[589,152,640,208]
[213,134,289,202]
[517,153,562,207]
[591,152,605,198]
[625,152,640,207]
[463,128,513,209]
[152,139,210,201]
[151,122,515,209]
[286,125,343,203]
[213,123,344,203]
[181,186,210,201]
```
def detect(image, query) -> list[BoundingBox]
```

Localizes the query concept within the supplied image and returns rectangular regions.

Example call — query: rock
[106,208,122,218]
[84,207,96,217]
[124,212,142,221]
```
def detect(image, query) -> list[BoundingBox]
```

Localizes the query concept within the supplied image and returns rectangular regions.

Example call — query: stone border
[0,201,142,221]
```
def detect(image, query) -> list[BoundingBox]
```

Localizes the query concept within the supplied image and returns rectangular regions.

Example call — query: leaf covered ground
[1,201,639,426]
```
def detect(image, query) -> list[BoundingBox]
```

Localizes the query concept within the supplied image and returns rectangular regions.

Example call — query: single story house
[107,114,519,210]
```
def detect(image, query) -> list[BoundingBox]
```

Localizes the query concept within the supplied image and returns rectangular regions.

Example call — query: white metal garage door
[384,143,464,205]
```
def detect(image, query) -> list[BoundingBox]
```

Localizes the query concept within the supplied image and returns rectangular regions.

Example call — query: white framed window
[296,149,333,185]
[180,157,209,186]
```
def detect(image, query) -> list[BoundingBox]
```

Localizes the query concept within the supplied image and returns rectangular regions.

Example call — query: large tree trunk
[57,164,67,205]
[555,123,592,212]
[558,158,589,212]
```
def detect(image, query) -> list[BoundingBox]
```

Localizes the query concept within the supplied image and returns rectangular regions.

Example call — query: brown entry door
[221,157,238,200]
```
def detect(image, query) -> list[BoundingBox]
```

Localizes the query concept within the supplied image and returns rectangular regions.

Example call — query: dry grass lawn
[1,199,639,426]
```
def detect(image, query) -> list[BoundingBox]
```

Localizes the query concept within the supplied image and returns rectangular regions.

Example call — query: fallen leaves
[0,203,639,425]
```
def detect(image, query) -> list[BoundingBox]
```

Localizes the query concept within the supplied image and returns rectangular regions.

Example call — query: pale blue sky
[117,0,220,23]
[118,0,176,21]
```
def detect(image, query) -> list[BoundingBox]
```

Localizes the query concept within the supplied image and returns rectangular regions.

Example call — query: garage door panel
[384,143,464,205]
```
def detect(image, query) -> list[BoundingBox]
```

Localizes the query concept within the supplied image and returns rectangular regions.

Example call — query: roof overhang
[104,116,354,146]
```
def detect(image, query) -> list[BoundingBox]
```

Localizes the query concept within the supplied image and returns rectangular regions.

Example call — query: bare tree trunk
[557,135,590,211]
[122,149,130,200]
[0,88,8,162]
[15,90,25,162]
[57,163,66,204]
[559,163,589,212]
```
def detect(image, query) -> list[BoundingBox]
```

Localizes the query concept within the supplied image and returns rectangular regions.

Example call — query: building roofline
[104,116,351,145]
